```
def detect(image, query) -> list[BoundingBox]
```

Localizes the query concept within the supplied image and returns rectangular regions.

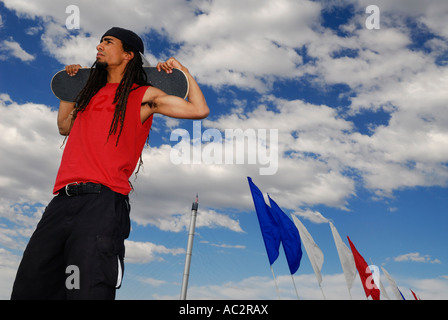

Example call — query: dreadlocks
[71,42,149,146]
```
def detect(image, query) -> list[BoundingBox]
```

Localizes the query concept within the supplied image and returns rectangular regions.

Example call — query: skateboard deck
[51,67,189,102]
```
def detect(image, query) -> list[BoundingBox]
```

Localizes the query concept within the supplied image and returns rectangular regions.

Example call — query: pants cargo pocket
[94,235,125,289]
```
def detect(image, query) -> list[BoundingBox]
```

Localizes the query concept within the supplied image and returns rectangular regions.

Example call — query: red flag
[411,289,420,300]
[347,236,380,300]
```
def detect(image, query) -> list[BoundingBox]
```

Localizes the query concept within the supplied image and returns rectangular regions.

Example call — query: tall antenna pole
[180,194,199,300]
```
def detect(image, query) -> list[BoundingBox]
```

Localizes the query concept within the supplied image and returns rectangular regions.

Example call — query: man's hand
[65,64,82,77]
[156,57,186,74]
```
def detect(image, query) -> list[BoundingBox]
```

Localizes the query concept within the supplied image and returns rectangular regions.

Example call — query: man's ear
[124,51,135,61]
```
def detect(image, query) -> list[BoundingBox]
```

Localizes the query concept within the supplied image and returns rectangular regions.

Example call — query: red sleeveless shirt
[53,83,153,195]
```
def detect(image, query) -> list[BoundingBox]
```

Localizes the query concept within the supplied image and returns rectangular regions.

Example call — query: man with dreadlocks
[11,27,209,300]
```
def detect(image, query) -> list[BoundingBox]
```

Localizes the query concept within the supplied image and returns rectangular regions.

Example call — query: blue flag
[247,177,280,265]
[268,195,303,275]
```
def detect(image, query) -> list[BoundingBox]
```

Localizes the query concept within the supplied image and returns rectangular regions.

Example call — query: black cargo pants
[11,185,130,300]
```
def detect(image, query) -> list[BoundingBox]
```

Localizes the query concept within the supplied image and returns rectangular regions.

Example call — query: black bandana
[101,27,144,54]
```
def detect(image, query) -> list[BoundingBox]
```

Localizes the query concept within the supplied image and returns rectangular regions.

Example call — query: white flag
[379,279,391,300]
[292,215,324,285]
[381,266,403,300]
[329,222,356,290]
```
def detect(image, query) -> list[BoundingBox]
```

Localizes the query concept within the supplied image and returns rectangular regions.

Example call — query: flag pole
[180,194,199,300]
[291,274,300,300]
[319,283,326,300]
[270,265,281,299]
[348,287,353,300]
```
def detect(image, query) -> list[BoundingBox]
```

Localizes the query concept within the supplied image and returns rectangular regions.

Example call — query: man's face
[96,36,129,68]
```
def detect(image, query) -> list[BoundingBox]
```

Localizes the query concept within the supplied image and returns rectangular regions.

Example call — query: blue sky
[0,0,447,300]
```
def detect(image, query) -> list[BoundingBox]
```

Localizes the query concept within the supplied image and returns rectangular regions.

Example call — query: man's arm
[141,58,209,120]
[58,101,75,136]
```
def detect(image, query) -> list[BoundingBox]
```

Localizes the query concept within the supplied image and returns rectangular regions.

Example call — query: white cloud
[406,276,448,300]
[394,252,442,264]
[206,242,246,250]
[153,272,448,300]
[173,0,322,91]
[0,39,35,62]
[40,22,97,66]
[0,248,20,299]
[0,94,61,206]
[137,277,167,288]
[294,209,329,224]
[155,209,244,233]
[353,0,448,39]
[124,240,184,264]
[25,26,42,35]
[346,66,448,194]
[0,96,63,298]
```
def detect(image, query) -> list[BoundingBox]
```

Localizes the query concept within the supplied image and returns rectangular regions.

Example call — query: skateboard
[51,67,189,102]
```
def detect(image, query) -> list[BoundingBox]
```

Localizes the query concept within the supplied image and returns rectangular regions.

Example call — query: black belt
[59,182,103,197]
